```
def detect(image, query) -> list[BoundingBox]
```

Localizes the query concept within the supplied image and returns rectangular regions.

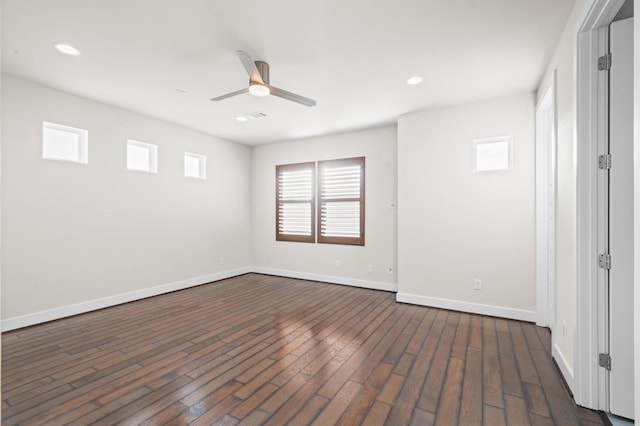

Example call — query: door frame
[536,71,557,329]
[575,0,628,411]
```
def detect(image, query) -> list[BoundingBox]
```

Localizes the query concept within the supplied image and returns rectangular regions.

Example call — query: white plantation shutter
[276,162,315,242]
[318,157,365,245]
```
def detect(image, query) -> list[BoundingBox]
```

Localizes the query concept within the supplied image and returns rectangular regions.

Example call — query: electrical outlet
[367,264,373,273]
[474,279,482,290]
[562,320,566,337]
[335,260,341,269]
[387,267,393,275]
[219,257,225,265]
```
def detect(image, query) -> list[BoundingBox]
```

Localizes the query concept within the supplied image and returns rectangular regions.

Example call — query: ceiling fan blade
[236,50,264,84]
[270,86,316,107]
[210,87,248,101]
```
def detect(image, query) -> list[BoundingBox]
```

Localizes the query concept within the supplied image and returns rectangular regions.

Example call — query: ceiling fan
[210,51,316,107]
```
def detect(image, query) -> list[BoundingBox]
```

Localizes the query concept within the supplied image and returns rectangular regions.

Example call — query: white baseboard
[395,292,536,322]
[1,267,252,332]
[252,267,398,293]
[552,342,575,394]
[4,269,537,331]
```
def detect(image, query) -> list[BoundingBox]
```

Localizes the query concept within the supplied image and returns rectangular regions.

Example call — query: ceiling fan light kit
[211,50,316,107]
[249,82,270,97]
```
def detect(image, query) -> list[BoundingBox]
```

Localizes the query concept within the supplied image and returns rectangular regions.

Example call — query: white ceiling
[2,0,576,146]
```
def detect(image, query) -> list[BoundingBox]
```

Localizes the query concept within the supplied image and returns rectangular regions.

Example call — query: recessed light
[236,116,249,122]
[175,89,188,95]
[407,76,423,85]
[54,43,81,56]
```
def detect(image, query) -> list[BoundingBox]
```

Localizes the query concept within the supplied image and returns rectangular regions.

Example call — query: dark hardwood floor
[2,273,604,425]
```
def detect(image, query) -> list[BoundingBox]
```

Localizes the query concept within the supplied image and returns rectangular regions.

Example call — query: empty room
[1,0,639,425]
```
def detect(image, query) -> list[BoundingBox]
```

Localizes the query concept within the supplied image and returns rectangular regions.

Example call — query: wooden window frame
[276,162,316,243]
[276,157,365,246]
[317,157,365,246]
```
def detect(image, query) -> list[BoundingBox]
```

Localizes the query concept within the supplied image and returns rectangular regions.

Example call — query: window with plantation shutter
[275,157,365,246]
[276,162,315,242]
[318,157,365,245]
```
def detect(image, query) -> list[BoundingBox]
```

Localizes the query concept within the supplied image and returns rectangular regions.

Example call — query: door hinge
[598,53,611,71]
[598,154,611,170]
[598,253,612,269]
[599,353,611,370]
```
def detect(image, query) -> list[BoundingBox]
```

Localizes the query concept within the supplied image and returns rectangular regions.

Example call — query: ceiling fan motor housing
[254,61,270,85]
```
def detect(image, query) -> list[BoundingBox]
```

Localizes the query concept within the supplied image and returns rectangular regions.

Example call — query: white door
[608,16,634,420]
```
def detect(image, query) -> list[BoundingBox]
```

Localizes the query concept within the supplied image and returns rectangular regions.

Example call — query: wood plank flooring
[2,274,605,425]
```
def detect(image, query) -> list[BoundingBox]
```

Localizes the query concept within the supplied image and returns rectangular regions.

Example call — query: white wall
[251,126,397,291]
[634,0,639,420]
[1,75,252,328]
[1,23,4,402]
[633,0,640,419]
[397,93,536,321]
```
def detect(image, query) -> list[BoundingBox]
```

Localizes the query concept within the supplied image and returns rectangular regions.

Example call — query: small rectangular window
[276,162,315,243]
[317,157,365,246]
[42,121,88,164]
[473,136,512,172]
[184,152,206,179]
[127,140,157,173]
